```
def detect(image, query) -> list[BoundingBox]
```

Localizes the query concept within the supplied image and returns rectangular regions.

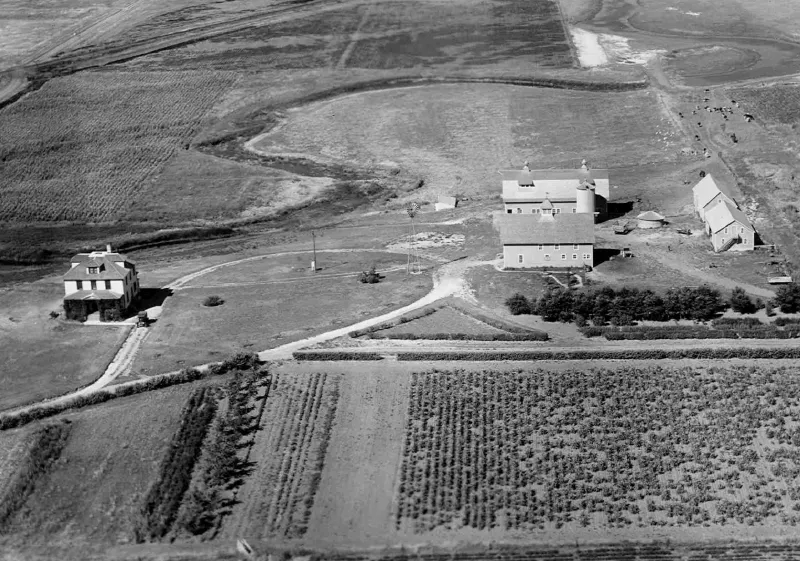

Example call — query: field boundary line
[335,0,375,70]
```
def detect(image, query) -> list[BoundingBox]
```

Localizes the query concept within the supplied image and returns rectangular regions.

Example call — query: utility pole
[312,230,317,272]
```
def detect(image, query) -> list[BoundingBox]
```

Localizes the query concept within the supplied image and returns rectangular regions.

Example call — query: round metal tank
[576,180,595,214]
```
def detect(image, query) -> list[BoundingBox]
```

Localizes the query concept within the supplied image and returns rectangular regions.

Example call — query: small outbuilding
[636,210,665,229]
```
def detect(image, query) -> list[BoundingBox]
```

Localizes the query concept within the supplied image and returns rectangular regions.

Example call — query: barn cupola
[540,194,554,216]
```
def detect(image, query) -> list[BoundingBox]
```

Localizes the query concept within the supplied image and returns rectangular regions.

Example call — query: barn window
[561,254,566,260]
[516,208,522,214]
[583,253,591,259]
[572,254,578,260]
[518,254,523,264]
[554,244,560,250]
[538,244,543,250]
[555,208,562,214]
[573,244,579,250]
[544,254,550,261]
[572,208,577,213]
[507,209,512,214]
[542,209,551,215]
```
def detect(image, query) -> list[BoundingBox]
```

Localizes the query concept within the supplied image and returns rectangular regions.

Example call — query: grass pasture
[0,429,30,502]
[397,366,800,539]
[0,69,237,223]
[129,252,432,375]
[380,306,505,337]
[0,383,195,548]
[0,284,130,412]
[252,84,684,203]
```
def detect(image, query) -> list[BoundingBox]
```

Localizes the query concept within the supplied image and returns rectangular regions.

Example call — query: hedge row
[395,348,800,361]
[0,352,261,431]
[775,317,800,326]
[294,351,385,361]
[364,332,549,341]
[349,307,440,338]
[604,330,800,341]
[135,387,218,541]
[0,420,72,530]
[712,317,764,327]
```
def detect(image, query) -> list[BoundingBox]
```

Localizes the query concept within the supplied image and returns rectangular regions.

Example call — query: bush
[505,293,532,315]
[49,311,59,319]
[293,351,385,361]
[102,308,121,322]
[365,332,549,341]
[729,287,757,314]
[776,283,800,314]
[203,295,224,307]
[766,301,776,317]
[359,266,380,284]
[775,317,800,326]
[712,317,763,327]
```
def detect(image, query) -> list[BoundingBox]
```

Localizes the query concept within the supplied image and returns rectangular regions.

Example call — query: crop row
[0,70,237,223]
[394,347,800,361]
[235,371,339,539]
[395,365,800,532]
[134,387,218,541]
[364,332,548,341]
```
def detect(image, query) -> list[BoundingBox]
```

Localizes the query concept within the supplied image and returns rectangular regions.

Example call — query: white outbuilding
[636,210,665,229]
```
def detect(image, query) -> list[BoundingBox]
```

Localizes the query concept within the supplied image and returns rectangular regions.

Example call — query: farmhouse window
[544,254,550,261]
[518,254,523,264]
[76,280,82,290]
[721,238,725,246]
[105,280,111,290]
[724,227,729,234]
[561,254,566,260]
[740,227,745,234]
[91,280,97,290]
[572,208,577,213]
[554,244,560,250]
[516,208,522,214]
[572,254,578,260]
[583,253,591,259]
[88,267,98,274]
[538,244,543,250]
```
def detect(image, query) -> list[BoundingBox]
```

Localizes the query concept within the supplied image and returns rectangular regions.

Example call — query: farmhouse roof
[637,211,665,221]
[64,289,123,301]
[704,201,754,234]
[693,174,734,209]
[64,254,131,281]
[498,213,595,245]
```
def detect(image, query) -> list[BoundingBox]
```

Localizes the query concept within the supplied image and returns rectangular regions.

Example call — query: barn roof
[64,254,131,281]
[693,174,734,209]
[704,201,754,234]
[498,213,595,245]
[500,168,609,184]
[637,211,665,221]
[64,289,123,301]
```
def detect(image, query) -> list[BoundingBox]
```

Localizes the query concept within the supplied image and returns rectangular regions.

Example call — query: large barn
[500,160,609,219]
[497,212,595,269]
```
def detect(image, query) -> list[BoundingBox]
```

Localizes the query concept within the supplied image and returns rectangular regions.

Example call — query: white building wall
[711,222,755,252]
[64,280,80,296]
[504,244,593,268]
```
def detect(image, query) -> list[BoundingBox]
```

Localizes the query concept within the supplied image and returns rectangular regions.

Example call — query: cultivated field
[0,284,130,411]
[0,429,30,502]
[0,70,237,223]
[396,366,800,540]
[251,84,685,203]
[0,383,195,549]
[223,370,339,539]
[128,253,432,376]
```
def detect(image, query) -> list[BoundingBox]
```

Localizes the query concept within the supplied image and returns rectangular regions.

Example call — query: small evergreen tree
[505,293,531,315]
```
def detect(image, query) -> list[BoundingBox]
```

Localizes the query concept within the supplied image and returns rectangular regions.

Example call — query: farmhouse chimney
[106,244,112,253]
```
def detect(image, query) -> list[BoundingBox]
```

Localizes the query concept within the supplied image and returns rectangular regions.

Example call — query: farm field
[0,69,237,223]
[0,382,196,550]
[127,257,432,376]
[0,284,130,411]
[222,370,339,539]
[250,84,686,205]
[0,428,30,503]
[396,366,800,542]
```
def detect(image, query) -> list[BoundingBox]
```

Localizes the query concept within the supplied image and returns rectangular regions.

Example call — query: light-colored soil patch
[0,383,193,548]
[386,231,465,252]
[569,27,608,67]
[304,363,411,547]
[380,306,504,337]
[0,284,130,411]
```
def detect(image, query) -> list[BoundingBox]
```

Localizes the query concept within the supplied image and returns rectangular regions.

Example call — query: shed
[434,195,457,211]
[636,210,665,229]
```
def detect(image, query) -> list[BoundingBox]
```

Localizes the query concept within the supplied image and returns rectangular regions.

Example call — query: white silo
[576,179,596,215]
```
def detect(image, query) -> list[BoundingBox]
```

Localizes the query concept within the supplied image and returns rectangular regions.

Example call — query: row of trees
[507,283,800,324]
